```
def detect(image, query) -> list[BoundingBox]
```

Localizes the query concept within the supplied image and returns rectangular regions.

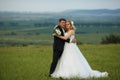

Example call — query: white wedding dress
[51,34,108,79]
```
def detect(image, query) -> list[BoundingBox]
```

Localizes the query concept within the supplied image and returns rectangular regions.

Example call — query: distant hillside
[0,9,120,27]
[0,9,120,20]
[63,9,120,14]
[0,9,120,45]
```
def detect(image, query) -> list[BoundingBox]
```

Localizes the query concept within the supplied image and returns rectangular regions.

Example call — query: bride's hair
[67,20,76,30]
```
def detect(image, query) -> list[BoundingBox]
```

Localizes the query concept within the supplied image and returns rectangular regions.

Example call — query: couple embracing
[49,18,108,79]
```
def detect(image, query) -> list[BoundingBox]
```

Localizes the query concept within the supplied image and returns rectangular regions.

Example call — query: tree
[101,34,120,44]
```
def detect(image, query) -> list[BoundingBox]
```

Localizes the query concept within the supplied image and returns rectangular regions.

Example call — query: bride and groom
[49,18,108,79]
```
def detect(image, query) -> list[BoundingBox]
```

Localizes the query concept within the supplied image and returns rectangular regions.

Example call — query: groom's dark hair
[59,18,66,22]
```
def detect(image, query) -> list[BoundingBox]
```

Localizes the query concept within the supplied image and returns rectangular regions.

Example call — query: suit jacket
[53,25,70,51]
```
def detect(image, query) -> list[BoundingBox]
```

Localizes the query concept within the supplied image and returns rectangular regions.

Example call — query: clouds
[0,0,120,12]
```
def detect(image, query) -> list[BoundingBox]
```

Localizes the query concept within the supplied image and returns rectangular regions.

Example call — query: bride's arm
[58,30,74,40]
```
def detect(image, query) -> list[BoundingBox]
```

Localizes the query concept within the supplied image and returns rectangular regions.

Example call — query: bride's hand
[72,38,77,43]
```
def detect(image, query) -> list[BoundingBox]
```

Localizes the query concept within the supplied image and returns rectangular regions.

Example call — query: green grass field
[0,44,120,80]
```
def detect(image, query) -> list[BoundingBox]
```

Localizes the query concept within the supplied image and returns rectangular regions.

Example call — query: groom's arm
[65,38,76,43]
[65,38,70,43]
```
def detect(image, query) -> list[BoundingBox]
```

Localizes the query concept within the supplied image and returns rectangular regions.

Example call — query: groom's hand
[71,38,77,43]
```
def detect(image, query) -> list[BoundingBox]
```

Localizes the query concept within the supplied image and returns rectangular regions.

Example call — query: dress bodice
[70,35,75,40]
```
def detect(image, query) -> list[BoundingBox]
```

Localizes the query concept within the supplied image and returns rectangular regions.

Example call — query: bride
[51,20,108,79]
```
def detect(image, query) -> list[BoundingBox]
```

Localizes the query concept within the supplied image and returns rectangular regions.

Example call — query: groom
[49,18,76,76]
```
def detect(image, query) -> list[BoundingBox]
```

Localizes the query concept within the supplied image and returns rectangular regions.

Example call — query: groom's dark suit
[50,25,70,74]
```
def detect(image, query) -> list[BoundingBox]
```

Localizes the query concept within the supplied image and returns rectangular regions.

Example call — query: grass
[0,44,120,80]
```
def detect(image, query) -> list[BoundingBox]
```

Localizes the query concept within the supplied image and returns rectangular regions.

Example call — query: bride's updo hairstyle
[67,20,76,30]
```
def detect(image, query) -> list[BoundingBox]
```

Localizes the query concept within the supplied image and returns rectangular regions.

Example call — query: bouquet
[53,27,61,36]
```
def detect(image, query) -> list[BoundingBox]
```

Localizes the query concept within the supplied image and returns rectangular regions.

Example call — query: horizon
[0,8,120,13]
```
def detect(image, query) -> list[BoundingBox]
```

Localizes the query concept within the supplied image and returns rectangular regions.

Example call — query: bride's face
[66,22,71,30]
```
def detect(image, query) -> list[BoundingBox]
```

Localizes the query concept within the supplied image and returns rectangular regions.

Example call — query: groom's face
[59,20,66,28]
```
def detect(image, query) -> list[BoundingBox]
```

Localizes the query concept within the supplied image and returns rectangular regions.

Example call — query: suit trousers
[49,49,63,74]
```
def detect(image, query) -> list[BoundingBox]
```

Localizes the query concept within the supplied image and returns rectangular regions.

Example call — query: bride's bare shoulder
[70,30,75,33]
[68,30,75,34]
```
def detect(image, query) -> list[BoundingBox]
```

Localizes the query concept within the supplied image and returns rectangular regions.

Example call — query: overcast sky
[0,0,120,12]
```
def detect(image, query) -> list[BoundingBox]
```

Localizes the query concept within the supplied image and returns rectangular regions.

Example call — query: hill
[0,9,120,25]
[0,9,120,46]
